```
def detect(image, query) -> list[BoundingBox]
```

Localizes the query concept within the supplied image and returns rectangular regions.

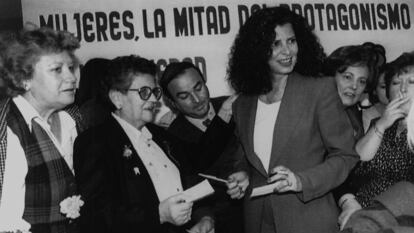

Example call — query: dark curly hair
[0,27,80,97]
[102,55,157,112]
[383,51,414,99]
[324,44,377,95]
[227,6,326,95]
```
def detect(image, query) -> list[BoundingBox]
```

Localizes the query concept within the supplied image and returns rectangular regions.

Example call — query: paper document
[250,183,278,198]
[183,179,215,202]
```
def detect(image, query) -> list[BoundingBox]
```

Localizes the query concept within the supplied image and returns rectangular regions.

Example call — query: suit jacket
[342,181,414,233]
[168,96,235,174]
[73,116,196,233]
[232,73,359,233]
[168,97,243,233]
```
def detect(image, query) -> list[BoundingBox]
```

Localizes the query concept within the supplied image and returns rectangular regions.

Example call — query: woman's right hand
[159,193,193,226]
[376,95,409,132]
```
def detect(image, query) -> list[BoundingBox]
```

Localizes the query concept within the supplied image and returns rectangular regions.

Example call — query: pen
[198,173,229,184]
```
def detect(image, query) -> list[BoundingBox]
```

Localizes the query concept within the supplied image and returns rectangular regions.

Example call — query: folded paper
[183,179,214,202]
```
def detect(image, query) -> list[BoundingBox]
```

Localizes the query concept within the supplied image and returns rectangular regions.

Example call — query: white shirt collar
[185,102,215,131]
[13,95,44,130]
[111,113,152,141]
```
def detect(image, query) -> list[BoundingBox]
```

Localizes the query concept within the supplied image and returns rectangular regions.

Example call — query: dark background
[0,0,23,32]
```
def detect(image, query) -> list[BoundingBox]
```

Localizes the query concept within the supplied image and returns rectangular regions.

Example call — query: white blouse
[254,99,281,173]
[112,113,183,202]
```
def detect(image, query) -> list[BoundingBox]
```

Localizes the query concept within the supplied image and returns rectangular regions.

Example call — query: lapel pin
[123,145,133,159]
[133,167,140,175]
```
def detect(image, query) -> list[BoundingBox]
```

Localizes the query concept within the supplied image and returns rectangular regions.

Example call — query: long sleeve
[0,128,30,232]
[297,78,359,202]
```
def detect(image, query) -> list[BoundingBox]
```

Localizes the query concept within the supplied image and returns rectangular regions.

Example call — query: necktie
[202,118,212,127]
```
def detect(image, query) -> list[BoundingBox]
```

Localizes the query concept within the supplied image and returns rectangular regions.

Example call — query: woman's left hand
[268,166,302,193]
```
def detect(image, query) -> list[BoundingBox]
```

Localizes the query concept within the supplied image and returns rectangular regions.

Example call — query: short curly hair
[0,27,80,97]
[227,6,326,95]
[102,55,157,112]
[324,44,377,94]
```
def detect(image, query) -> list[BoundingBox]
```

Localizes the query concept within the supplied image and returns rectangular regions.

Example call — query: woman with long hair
[226,6,358,233]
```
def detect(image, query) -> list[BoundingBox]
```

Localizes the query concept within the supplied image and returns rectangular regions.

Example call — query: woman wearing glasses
[73,55,214,233]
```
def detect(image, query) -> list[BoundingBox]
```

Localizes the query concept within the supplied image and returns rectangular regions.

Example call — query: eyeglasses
[124,86,162,100]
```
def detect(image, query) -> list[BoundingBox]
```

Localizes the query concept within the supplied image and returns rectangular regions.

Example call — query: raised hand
[376,94,410,132]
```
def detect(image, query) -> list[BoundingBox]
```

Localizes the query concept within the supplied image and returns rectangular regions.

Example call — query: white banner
[22,0,414,97]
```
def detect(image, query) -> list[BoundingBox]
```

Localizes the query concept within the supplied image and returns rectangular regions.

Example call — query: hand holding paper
[226,171,249,199]
[251,165,302,198]
[268,166,302,193]
[182,179,215,203]
[159,193,193,225]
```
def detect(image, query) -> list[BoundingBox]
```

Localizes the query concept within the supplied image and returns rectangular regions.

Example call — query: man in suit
[159,62,238,173]
[159,62,243,233]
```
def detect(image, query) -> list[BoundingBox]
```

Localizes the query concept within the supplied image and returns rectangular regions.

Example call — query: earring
[23,83,29,91]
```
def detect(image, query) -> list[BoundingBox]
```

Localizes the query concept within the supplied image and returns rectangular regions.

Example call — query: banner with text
[21,0,414,96]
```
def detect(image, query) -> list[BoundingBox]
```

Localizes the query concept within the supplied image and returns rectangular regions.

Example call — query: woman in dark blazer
[73,55,214,233]
[226,7,359,233]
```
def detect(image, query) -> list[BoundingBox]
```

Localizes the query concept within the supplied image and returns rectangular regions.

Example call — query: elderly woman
[0,27,81,233]
[226,6,358,233]
[338,52,414,228]
[73,55,214,233]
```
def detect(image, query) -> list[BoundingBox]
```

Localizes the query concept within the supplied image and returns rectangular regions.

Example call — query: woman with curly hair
[226,6,358,233]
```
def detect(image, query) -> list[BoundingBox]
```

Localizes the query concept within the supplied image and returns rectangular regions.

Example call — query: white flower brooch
[123,145,133,159]
[60,195,84,219]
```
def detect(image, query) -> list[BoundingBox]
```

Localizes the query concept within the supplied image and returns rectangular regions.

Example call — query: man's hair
[159,62,204,100]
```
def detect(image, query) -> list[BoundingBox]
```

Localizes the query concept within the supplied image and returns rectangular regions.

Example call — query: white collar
[13,95,44,130]
[111,113,152,141]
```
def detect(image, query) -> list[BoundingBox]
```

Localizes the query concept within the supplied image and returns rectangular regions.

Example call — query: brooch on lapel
[133,167,140,175]
[122,145,133,159]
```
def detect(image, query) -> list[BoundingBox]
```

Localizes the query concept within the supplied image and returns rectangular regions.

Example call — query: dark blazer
[232,73,359,233]
[73,116,194,233]
[168,96,235,174]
